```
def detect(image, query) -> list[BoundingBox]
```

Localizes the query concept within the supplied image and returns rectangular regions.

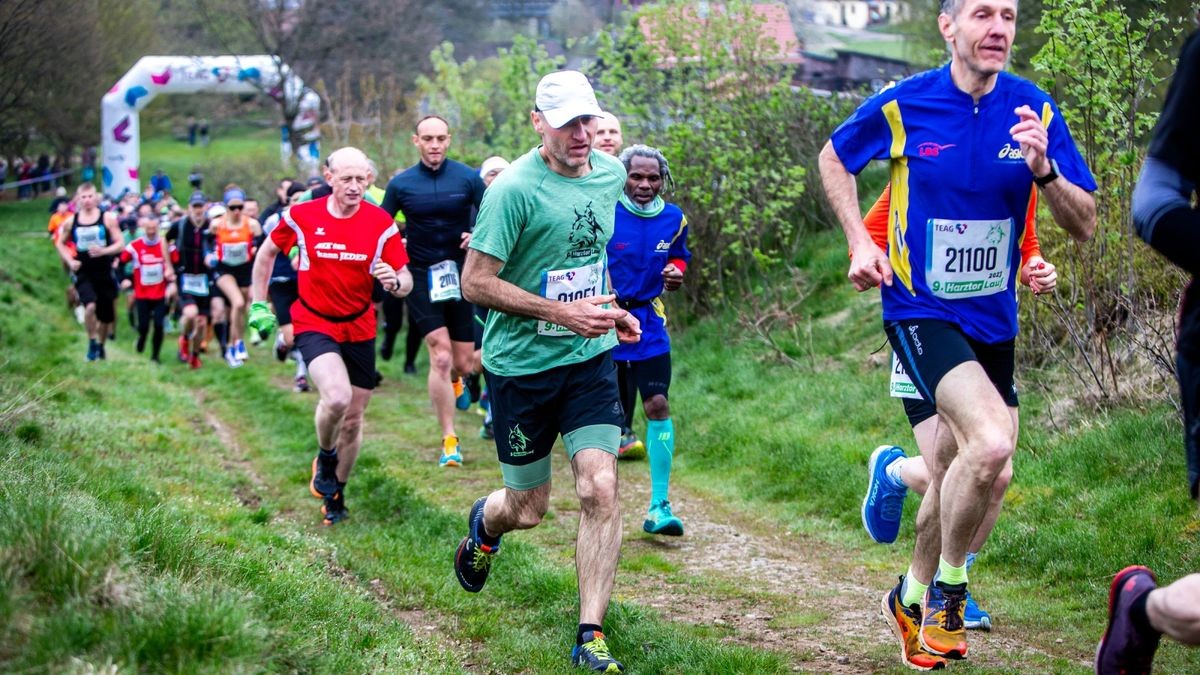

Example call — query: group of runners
[43,0,1200,670]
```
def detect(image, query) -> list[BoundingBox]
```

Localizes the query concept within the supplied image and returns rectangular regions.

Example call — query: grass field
[1,131,1198,673]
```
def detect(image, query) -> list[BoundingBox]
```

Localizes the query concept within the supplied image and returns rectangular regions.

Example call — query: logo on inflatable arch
[125,86,149,108]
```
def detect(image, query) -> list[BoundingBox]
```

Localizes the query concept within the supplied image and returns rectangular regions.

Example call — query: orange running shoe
[920,581,969,659]
[881,577,947,671]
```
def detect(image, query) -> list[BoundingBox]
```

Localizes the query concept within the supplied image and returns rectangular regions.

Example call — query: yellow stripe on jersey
[1018,103,1054,253]
[882,100,915,295]
[670,215,687,245]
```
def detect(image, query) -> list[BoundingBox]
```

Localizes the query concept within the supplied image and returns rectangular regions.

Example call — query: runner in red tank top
[249,147,412,526]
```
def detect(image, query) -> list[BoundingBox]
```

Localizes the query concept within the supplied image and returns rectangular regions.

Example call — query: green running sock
[902,569,930,607]
[938,557,968,586]
[646,418,674,504]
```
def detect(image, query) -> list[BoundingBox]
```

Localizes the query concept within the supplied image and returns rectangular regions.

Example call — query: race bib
[181,273,209,296]
[76,225,103,252]
[140,262,164,286]
[222,242,249,266]
[889,352,922,400]
[538,262,605,337]
[925,218,1013,300]
[427,259,462,303]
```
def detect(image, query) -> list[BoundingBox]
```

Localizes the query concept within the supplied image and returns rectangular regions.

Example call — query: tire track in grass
[195,391,482,670]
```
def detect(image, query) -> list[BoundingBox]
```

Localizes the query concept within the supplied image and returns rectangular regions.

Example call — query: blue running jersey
[831,64,1096,343]
[608,201,691,361]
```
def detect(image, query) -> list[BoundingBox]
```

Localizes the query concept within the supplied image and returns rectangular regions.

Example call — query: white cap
[535,71,603,129]
[479,156,510,178]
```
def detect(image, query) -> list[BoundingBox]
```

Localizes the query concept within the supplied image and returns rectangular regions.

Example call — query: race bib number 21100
[925,217,1013,300]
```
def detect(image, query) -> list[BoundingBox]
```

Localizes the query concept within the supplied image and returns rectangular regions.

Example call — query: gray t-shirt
[469,147,626,376]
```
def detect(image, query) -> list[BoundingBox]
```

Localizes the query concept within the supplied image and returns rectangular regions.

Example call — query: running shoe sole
[310,457,339,499]
[440,454,462,467]
[1096,565,1158,675]
[321,503,348,526]
[643,517,684,536]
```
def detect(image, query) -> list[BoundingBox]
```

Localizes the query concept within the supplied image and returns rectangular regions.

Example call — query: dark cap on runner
[188,191,206,205]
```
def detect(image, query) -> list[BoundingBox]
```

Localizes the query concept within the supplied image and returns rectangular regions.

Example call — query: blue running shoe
[571,630,624,672]
[454,496,500,593]
[454,378,471,411]
[643,499,684,536]
[963,590,992,631]
[862,445,908,544]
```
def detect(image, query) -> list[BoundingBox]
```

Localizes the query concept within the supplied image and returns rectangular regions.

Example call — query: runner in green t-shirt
[452,70,639,674]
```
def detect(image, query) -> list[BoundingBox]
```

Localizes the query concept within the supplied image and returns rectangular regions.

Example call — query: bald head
[322,147,373,215]
[326,147,372,174]
[594,111,624,156]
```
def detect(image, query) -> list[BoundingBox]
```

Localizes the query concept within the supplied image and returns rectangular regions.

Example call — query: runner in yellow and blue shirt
[819,0,1097,668]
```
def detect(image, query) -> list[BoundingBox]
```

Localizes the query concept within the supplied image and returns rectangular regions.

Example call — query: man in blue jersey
[608,144,690,536]
[819,0,1096,668]
[382,116,487,468]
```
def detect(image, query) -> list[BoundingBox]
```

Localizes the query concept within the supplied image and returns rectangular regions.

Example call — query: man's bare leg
[425,327,458,439]
[571,449,621,625]
[932,362,1016,569]
[307,352,353,451]
[333,386,373,482]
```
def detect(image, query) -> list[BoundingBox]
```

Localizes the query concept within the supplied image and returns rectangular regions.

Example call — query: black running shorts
[406,265,475,342]
[886,319,1018,417]
[75,268,117,324]
[295,331,377,390]
[484,351,623,490]
[216,262,253,288]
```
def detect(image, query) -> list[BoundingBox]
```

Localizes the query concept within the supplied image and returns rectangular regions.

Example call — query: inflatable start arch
[101,55,321,198]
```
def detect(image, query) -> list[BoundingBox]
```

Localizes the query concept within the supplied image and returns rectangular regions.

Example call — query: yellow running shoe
[920,581,969,659]
[440,434,463,467]
[881,577,947,671]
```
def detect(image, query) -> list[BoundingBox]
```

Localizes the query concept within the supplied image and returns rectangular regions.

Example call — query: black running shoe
[309,454,339,498]
[454,496,500,593]
[321,492,348,526]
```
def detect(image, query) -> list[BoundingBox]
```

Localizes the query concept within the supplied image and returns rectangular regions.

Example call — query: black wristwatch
[1034,158,1060,188]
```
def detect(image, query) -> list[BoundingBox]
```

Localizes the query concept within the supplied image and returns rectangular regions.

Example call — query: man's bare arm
[818,141,893,290]
[251,237,279,304]
[462,248,630,339]
[1040,178,1096,242]
[462,249,559,320]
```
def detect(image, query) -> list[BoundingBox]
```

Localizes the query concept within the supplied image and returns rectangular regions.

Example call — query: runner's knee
[321,388,353,418]
[962,427,1014,477]
[576,461,619,513]
[506,487,549,528]
[991,461,1013,502]
[430,347,452,374]
[642,394,669,419]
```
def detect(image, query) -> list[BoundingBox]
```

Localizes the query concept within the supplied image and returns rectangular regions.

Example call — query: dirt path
[198,381,1084,672]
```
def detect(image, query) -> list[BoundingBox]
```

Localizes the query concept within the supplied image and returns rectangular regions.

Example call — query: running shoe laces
[573,631,624,672]
[471,543,497,572]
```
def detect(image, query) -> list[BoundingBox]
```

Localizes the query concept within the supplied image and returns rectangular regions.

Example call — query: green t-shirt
[470,147,627,377]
